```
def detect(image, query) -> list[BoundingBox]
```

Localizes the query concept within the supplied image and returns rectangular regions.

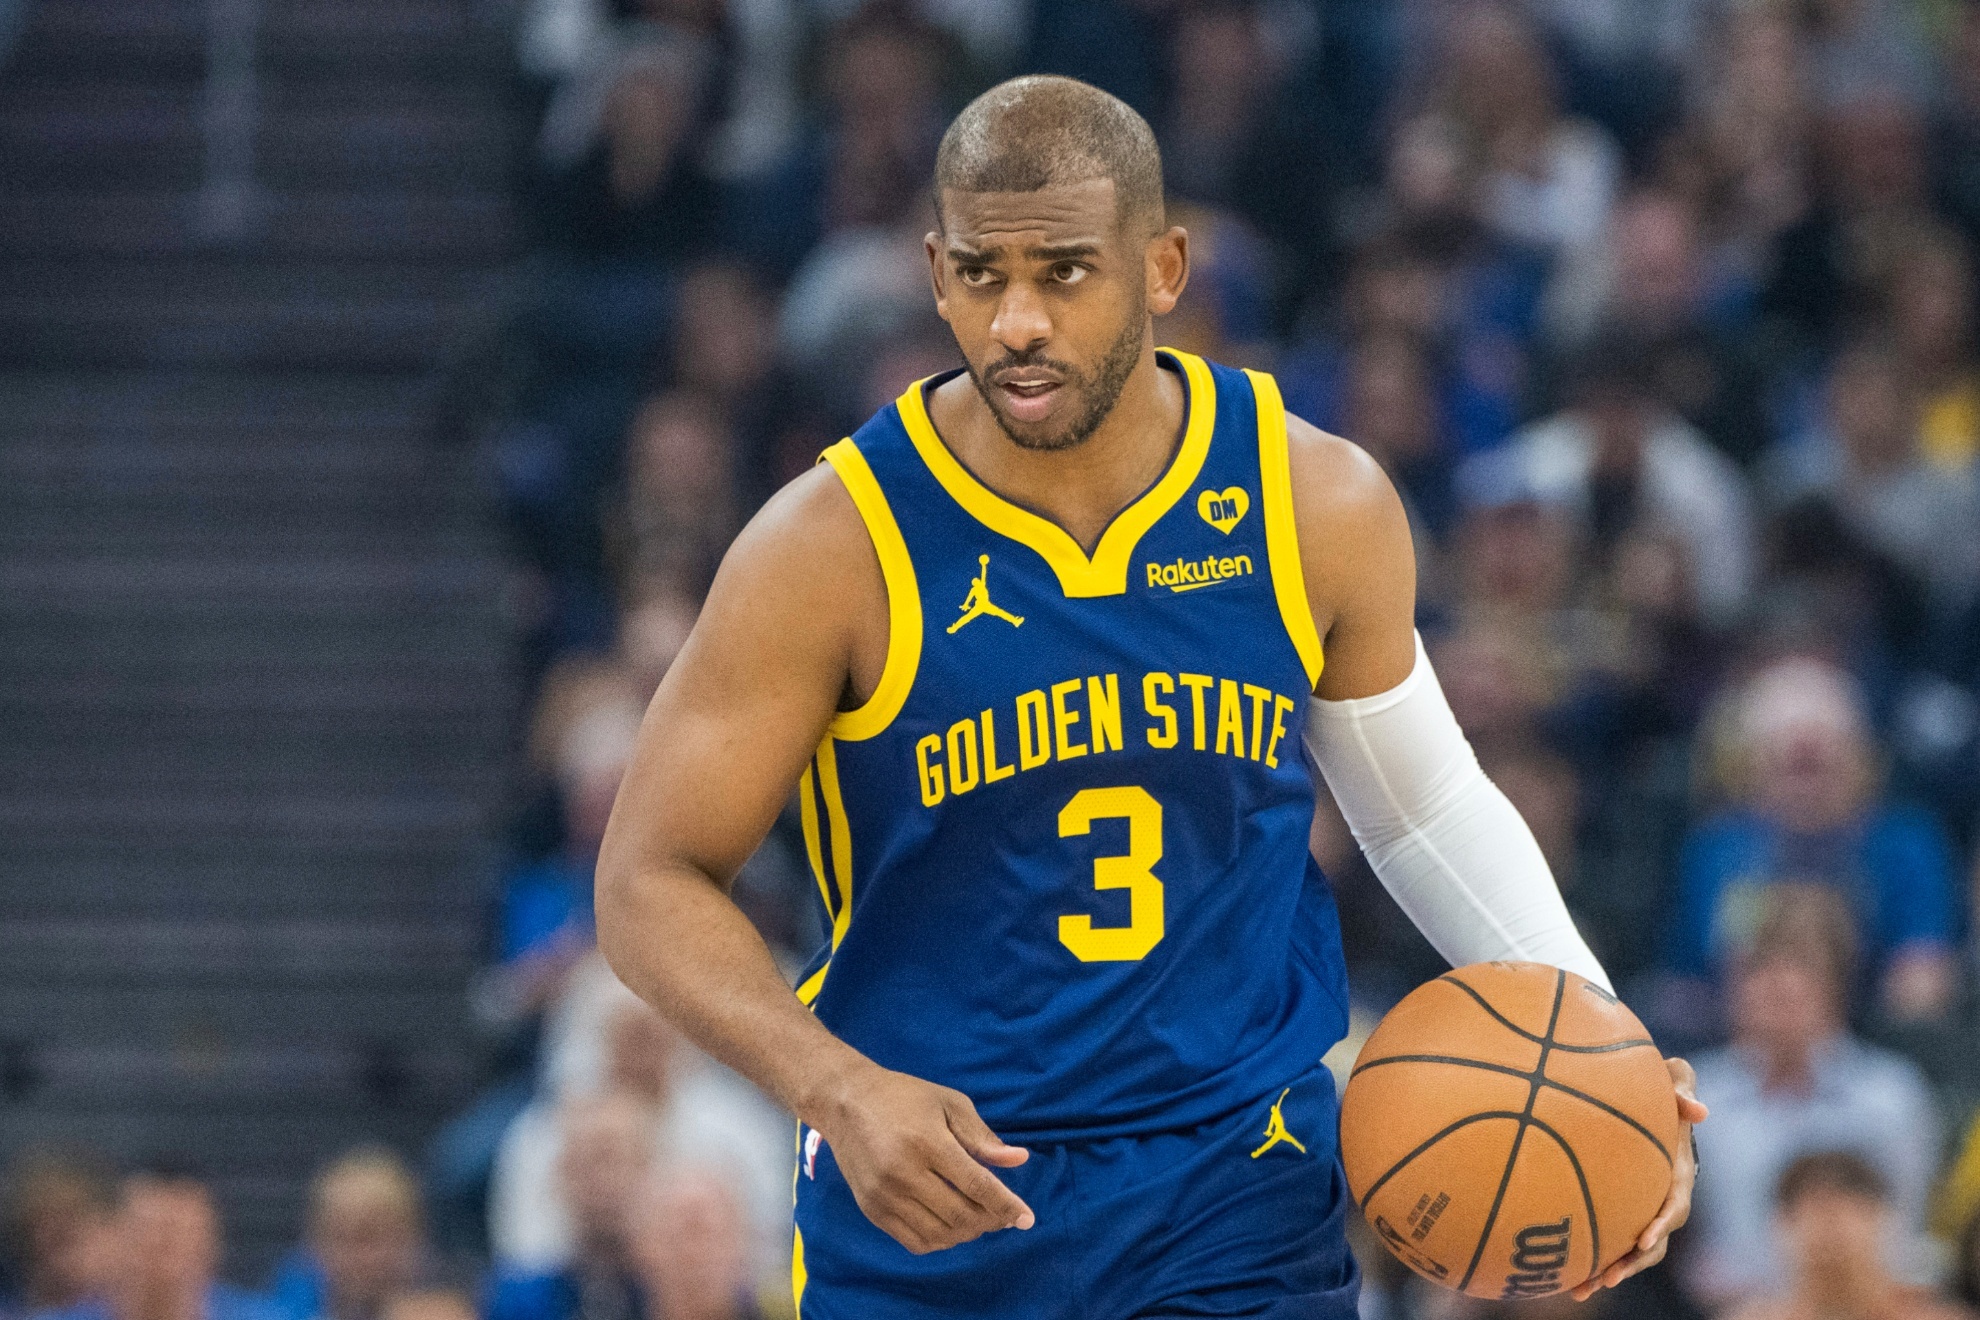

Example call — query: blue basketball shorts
[791,1063,1360,1319]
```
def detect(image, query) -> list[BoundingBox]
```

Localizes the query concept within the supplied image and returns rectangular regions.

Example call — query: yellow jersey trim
[821,438,922,742]
[1249,368,1325,689]
[794,738,856,1008]
[797,767,833,925]
[893,347,1218,599]
[792,1225,808,1314]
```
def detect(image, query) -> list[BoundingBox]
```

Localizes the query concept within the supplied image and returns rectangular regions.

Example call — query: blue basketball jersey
[798,349,1350,1143]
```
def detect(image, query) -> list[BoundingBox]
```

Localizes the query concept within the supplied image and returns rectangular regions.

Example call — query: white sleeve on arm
[1303,632,1613,992]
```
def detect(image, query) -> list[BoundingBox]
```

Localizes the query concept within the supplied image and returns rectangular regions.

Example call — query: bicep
[601,472,880,891]
[1283,414,1418,702]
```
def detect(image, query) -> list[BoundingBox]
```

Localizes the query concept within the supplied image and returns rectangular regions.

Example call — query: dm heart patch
[1197,486,1250,534]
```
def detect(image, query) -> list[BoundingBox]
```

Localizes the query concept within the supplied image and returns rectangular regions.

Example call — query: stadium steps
[0,0,520,1280]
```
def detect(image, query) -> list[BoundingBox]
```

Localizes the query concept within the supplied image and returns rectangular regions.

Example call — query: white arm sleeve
[1303,633,1612,992]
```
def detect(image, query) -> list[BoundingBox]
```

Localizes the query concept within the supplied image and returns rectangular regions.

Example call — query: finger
[1609,1238,1668,1287]
[943,1093,1032,1169]
[1665,1058,1708,1119]
[927,1135,1036,1231]
[859,1162,974,1246]
[869,1193,953,1255]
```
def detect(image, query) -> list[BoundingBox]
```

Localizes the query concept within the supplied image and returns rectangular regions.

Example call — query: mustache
[986,351,1078,386]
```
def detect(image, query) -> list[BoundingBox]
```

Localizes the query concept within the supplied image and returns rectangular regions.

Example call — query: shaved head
[935,75,1165,235]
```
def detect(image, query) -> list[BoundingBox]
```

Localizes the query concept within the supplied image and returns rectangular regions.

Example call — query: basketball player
[597,76,1705,1317]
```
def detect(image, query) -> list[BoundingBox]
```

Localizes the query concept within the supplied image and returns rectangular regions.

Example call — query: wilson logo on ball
[1501,1218,1574,1299]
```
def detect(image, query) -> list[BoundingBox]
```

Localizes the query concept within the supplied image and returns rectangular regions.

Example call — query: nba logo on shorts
[804,1127,823,1179]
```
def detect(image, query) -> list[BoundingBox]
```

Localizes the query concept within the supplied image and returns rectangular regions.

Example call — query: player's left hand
[1571,1056,1707,1302]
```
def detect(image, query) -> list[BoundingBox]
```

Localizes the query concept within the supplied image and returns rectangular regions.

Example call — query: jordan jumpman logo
[948,555,1025,634]
[1250,1088,1308,1158]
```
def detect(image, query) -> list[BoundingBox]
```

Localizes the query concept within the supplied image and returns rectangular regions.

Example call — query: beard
[962,305,1148,453]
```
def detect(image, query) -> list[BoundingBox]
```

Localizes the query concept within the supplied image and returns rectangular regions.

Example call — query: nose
[990,280,1051,357]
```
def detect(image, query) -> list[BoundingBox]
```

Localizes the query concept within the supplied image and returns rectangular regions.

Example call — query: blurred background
[6,0,1980,1318]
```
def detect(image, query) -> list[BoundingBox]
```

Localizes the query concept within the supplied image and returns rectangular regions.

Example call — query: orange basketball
[1339,961,1681,1301]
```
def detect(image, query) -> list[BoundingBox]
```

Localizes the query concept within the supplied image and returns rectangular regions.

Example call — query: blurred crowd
[22,0,1980,1318]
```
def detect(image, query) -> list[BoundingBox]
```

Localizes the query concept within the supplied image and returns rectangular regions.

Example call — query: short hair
[934,76,1164,234]
[1776,1149,1889,1210]
[1743,881,1859,996]
[308,1147,421,1231]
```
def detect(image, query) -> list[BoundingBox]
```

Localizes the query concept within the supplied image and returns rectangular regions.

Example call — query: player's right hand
[813,1062,1035,1254]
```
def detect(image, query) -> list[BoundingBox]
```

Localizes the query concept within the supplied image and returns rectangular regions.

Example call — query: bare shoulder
[1282,412,1409,552]
[689,455,888,704]
[724,457,871,575]
[1281,411,1413,627]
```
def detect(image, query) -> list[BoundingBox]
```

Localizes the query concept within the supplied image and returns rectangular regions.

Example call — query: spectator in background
[612,391,741,597]
[663,261,821,507]
[1422,3,1621,273]
[1551,189,1770,468]
[1724,1151,1972,1320]
[742,4,948,282]
[615,578,698,703]
[1801,0,1935,112]
[489,660,646,1018]
[1933,2,1980,255]
[530,0,727,262]
[488,982,790,1292]
[1339,328,1459,551]
[625,1171,771,1320]
[1662,5,1812,277]
[1766,337,1980,620]
[1687,889,1941,1309]
[1155,1,1334,306]
[36,1169,284,1320]
[1765,93,1934,354]
[486,1096,653,1320]
[270,1151,430,1320]
[1,1153,116,1319]
[1151,202,1274,369]
[1672,656,1961,1019]
[1940,1118,1980,1311]
[427,660,648,1248]
[1495,323,1755,625]
[1886,226,1980,477]
[374,1294,472,1320]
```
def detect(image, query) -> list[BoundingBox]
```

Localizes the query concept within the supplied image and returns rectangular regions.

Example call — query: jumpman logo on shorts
[948,554,1025,634]
[1250,1088,1308,1158]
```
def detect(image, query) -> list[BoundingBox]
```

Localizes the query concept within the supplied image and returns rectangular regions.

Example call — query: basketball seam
[1435,975,1653,1055]
[1456,967,1567,1295]
[1358,1110,1530,1207]
[1526,1115,1601,1284]
[1437,974,1545,1043]
[1349,1055,1674,1166]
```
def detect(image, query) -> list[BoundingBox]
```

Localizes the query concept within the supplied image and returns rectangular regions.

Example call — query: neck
[1755,1030,1837,1093]
[655,1298,737,1320]
[115,1280,205,1320]
[931,342,1184,552]
[1798,1259,1894,1318]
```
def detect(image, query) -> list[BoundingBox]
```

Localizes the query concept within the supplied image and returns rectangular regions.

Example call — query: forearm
[1305,633,1612,991]
[597,861,877,1126]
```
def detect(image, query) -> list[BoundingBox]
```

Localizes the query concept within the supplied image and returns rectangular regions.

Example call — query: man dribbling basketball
[596,76,1706,1318]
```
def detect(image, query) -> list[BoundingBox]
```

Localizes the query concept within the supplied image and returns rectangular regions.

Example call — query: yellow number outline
[1056,786,1165,962]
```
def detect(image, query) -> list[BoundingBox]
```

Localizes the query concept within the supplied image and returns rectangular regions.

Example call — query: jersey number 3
[1057,786,1165,962]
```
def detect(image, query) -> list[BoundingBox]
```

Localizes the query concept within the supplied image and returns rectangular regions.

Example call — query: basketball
[1339,961,1682,1300]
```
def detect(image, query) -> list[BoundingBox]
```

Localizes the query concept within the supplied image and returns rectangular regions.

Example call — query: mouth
[993,375,1064,423]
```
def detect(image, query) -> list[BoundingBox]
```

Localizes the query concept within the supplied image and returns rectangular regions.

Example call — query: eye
[1051,262,1089,285]
[957,265,997,287]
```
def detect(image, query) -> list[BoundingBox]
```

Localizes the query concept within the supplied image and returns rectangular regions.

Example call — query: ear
[925,231,952,323]
[1146,225,1189,317]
